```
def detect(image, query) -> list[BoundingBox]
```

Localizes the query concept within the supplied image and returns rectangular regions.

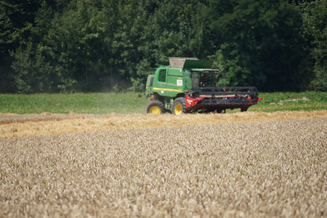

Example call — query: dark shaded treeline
[0,0,326,93]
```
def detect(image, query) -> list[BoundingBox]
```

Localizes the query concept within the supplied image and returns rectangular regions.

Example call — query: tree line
[0,0,326,93]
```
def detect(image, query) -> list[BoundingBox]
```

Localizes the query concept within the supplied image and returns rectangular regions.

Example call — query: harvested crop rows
[1,110,327,138]
[1,112,327,217]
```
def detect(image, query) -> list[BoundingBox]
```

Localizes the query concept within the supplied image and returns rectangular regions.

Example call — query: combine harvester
[145,57,262,115]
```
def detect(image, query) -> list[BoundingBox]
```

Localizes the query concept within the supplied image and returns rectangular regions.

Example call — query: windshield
[192,72,219,87]
[200,73,214,87]
[192,72,226,88]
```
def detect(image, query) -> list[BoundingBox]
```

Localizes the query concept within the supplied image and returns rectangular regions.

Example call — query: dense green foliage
[206,0,310,91]
[300,0,327,91]
[0,0,326,93]
[0,92,326,114]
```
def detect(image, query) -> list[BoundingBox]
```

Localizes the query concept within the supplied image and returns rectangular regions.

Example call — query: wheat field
[0,112,327,217]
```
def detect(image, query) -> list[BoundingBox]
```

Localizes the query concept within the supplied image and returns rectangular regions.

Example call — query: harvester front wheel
[146,101,165,114]
[172,97,187,115]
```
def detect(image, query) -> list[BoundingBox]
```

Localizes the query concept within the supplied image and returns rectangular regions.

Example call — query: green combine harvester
[145,57,261,115]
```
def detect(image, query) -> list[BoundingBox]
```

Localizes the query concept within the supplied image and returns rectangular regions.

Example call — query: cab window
[158,69,166,82]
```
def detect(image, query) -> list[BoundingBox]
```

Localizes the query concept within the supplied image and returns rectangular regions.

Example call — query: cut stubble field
[1,110,327,138]
[0,111,327,217]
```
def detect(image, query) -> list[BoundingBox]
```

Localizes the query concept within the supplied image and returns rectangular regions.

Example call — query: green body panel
[146,66,186,99]
[167,68,183,76]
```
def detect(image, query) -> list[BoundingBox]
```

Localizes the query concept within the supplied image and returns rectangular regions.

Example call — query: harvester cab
[145,57,261,115]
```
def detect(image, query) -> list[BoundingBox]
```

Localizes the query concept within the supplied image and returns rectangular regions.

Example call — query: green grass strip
[0,91,326,114]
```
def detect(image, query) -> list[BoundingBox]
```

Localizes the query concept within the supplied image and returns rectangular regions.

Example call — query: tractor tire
[172,97,187,115]
[146,101,165,114]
